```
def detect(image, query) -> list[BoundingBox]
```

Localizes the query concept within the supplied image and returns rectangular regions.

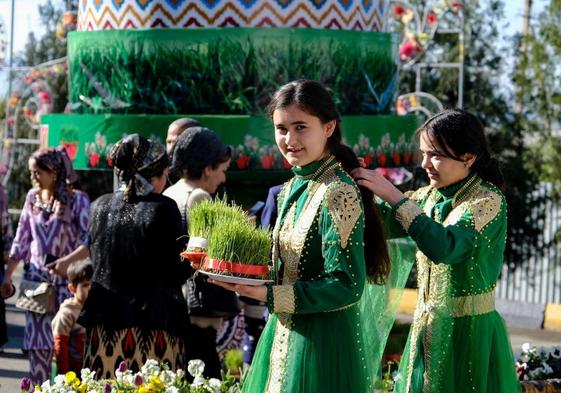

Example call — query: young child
[52,259,92,374]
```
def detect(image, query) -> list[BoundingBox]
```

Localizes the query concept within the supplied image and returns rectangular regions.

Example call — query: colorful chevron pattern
[78,0,390,32]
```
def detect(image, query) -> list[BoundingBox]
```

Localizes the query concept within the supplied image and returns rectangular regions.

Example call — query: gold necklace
[299,155,336,180]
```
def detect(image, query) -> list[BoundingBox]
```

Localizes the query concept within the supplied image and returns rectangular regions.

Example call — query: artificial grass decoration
[68,29,397,115]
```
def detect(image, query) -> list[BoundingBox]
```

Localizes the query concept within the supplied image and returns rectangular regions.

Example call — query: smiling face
[273,104,335,167]
[419,131,474,188]
[28,158,57,190]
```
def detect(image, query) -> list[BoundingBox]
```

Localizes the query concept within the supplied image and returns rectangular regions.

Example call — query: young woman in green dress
[352,109,521,393]
[211,79,391,392]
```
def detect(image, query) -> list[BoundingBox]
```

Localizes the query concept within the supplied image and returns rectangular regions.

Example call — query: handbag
[15,279,56,314]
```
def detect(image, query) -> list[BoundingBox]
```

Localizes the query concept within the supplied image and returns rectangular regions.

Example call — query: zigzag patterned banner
[78,0,390,32]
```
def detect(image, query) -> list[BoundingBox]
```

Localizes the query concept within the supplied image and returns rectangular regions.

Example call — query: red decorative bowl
[180,251,207,266]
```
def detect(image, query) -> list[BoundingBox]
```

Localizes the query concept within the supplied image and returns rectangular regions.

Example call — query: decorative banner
[78,0,390,32]
[67,28,398,115]
[42,113,420,171]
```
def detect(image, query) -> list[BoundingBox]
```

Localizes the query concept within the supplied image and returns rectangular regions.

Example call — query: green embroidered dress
[242,156,373,393]
[381,174,520,393]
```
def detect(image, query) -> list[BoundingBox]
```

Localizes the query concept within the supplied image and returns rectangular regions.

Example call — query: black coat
[79,192,190,336]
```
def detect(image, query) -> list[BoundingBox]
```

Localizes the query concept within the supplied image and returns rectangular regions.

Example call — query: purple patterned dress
[10,189,89,352]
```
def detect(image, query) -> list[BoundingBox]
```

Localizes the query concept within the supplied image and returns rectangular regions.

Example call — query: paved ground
[1,269,560,391]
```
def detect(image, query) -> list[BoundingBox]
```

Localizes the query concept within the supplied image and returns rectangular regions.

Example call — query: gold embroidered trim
[451,289,495,317]
[322,301,359,313]
[468,186,502,233]
[395,199,424,232]
[408,185,432,202]
[299,155,336,180]
[265,316,292,393]
[266,170,335,392]
[325,182,361,249]
[272,285,296,313]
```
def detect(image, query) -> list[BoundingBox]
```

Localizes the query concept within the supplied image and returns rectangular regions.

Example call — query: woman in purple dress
[1,148,89,385]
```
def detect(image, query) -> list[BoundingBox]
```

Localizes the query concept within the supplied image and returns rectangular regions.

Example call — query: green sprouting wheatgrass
[207,219,271,266]
[188,198,247,238]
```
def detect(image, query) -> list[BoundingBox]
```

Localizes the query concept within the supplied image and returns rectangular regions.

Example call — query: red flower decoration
[37,91,51,104]
[427,11,438,26]
[393,5,405,17]
[399,39,422,61]
[377,153,387,167]
[403,152,411,165]
[261,155,274,170]
[236,155,250,170]
[392,152,401,166]
[363,154,373,168]
[450,1,463,12]
[62,142,78,161]
[89,152,100,167]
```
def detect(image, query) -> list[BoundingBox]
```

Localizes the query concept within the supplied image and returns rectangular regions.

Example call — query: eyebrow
[275,120,308,126]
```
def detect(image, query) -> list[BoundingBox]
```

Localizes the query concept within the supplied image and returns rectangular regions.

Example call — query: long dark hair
[268,79,390,284]
[418,108,504,188]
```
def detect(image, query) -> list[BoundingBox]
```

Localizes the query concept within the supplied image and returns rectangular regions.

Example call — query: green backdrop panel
[42,113,419,171]
[67,28,398,115]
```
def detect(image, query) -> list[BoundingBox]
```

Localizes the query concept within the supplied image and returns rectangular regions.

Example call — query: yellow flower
[148,375,165,390]
[65,371,78,385]
[33,386,42,392]
[138,386,152,393]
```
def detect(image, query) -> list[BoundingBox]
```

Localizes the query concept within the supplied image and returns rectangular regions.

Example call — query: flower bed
[517,343,561,392]
[21,359,240,393]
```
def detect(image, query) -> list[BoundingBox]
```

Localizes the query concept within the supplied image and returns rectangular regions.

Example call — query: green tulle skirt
[394,311,521,393]
[242,304,372,393]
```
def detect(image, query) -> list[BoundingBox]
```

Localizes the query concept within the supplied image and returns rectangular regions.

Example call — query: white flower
[208,378,222,392]
[166,387,179,393]
[41,380,51,390]
[81,368,96,383]
[161,370,175,384]
[521,342,532,353]
[141,358,161,378]
[192,375,205,387]
[53,374,66,386]
[176,369,185,379]
[551,346,561,359]
[188,359,205,378]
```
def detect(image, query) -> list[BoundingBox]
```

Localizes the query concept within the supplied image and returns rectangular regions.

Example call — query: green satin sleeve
[391,188,506,265]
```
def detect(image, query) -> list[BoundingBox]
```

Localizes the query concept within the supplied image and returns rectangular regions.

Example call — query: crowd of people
[0,79,521,393]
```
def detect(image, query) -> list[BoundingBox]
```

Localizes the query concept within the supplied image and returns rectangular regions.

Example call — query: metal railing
[498,183,561,304]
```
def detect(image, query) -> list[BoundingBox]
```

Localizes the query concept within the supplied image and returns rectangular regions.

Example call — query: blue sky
[0,0,551,97]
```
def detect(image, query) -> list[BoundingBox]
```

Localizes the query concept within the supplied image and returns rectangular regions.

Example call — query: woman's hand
[351,167,406,206]
[45,256,72,278]
[1,278,14,299]
[209,279,267,302]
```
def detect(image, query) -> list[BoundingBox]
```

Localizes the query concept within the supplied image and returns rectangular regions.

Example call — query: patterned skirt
[83,325,185,379]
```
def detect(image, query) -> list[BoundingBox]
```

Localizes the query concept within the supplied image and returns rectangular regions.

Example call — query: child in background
[52,259,92,374]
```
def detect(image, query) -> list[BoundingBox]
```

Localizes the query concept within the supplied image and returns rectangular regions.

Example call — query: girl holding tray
[211,79,398,393]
